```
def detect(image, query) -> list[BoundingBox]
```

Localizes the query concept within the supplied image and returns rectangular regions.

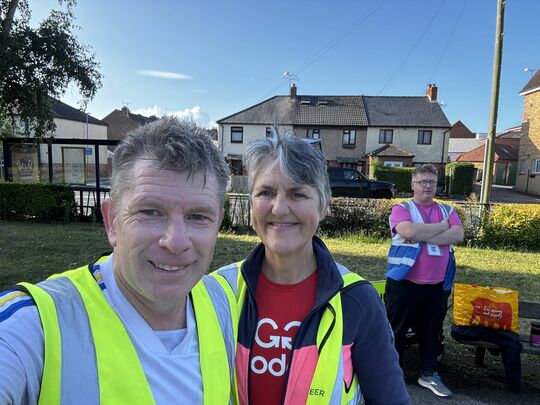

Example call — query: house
[448,121,485,162]
[102,106,158,144]
[2,98,108,184]
[455,126,521,185]
[515,69,540,195]
[217,84,451,176]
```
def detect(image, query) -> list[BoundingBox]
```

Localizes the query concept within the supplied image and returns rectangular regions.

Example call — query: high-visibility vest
[387,200,455,288]
[215,261,365,405]
[16,256,237,404]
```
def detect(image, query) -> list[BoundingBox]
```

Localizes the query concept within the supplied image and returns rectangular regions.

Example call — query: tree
[0,0,102,139]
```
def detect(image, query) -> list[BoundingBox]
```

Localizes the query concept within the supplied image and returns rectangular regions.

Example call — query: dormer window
[317,100,328,106]
[300,99,311,105]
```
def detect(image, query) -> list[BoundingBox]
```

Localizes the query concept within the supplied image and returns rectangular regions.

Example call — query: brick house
[102,106,158,145]
[515,69,540,195]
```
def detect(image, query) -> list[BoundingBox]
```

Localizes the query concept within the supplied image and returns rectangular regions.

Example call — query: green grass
[2,220,538,301]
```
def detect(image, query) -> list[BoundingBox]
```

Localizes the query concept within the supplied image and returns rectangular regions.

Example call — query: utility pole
[480,0,505,212]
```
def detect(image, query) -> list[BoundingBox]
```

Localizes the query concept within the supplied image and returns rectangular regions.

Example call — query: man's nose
[159,218,192,254]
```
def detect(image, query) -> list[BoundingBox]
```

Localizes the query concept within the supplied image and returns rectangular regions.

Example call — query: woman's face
[251,163,327,258]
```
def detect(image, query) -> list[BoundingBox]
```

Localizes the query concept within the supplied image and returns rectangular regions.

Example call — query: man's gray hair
[111,117,229,207]
[412,163,438,179]
[243,127,331,210]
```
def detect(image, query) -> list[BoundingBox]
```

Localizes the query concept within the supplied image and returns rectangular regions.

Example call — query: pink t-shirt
[390,202,462,284]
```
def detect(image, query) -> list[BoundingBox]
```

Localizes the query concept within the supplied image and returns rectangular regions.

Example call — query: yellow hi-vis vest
[215,261,364,405]
[18,256,238,404]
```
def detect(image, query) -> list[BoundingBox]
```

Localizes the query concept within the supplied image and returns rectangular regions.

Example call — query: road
[473,183,540,204]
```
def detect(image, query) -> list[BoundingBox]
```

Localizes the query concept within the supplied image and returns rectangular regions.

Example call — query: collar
[240,236,344,309]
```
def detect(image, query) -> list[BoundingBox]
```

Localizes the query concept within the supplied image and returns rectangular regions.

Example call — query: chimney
[426,83,438,102]
[290,83,297,99]
[121,106,129,117]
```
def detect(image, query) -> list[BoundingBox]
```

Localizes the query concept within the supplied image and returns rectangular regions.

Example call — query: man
[0,118,236,404]
[385,164,464,398]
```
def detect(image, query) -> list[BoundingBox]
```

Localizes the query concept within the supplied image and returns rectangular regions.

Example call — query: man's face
[411,171,438,204]
[102,160,223,313]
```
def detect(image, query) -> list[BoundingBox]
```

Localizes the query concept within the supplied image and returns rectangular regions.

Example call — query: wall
[515,91,540,195]
[365,126,449,164]
[219,123,293,156]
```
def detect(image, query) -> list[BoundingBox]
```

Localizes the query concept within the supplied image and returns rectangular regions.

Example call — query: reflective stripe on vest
[216,261,364,404]
[387,200,454,280]
[20,259,236,404]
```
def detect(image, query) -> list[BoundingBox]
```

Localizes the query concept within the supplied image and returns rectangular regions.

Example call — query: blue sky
[32,0,539,132]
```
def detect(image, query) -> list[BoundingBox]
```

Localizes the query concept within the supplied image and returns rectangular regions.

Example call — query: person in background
[216,129,410,405]
[0,118,236,404]
[385,164,464,398]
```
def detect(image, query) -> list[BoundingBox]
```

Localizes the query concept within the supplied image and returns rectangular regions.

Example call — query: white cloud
[136,70,193,80]
[132,105,215,128]
[132,105,162,117]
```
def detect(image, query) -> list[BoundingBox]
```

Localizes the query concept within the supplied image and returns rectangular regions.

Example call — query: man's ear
[101,198,118,248]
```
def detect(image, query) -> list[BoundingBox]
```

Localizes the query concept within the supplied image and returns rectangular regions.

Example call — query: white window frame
[533,159,540,174]
[519,159,526,174]
[383,161,403,168]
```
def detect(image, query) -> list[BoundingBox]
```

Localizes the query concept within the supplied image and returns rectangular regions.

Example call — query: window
[300,99,311,105]
[519,159,526,174]
[379,129,393,144]
[307,129,320,139]
[230,159,243,175]
[534,159,540,174]
[231,127,243,143]
[342,129,356,146]
[383,161,403,168]
[417,130,432,145]
[266,127,272,138]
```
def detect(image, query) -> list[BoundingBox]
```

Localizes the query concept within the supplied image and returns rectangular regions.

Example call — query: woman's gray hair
[243,127,331,210]
[111,117,229,207]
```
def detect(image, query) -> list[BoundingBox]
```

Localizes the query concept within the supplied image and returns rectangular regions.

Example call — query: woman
[216,130,409,405]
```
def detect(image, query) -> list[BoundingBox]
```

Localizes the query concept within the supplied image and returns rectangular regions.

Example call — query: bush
[372,166,414,193]
[482,204,540,251]
[320,198,394,238]
[0,182,76,222]
[445,162,475,196]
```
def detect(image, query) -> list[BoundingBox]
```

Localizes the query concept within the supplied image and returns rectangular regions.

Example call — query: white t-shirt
[0,255,203,404]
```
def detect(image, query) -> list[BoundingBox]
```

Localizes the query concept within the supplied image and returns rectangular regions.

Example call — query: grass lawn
[1,220,539,301]
[1,219,539,400]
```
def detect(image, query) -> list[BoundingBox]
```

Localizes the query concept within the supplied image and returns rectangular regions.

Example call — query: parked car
[328,167,395,199]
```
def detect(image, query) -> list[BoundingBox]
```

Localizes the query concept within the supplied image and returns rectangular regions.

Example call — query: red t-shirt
[249,270,318,405]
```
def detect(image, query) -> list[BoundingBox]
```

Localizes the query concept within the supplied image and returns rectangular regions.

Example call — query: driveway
[473,183,540,204]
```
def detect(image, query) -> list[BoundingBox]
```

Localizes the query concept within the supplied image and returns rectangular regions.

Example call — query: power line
[254,0,392,103]
[428,0,468,83]
[378,0,447,95]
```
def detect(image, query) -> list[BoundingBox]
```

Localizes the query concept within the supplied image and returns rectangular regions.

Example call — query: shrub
[372,166,414,193]
[482,204,540,251]
[0,182,76,222]
[445,162,475,196]
[320,198,394,238]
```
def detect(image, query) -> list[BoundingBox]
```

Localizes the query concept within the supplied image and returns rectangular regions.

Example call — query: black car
[328,167,395,199]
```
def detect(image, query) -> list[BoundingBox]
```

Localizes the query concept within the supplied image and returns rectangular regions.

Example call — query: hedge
[445,162,475,196]
[0,182,76,222]
[481,204,540,251]
[372,166,414,193]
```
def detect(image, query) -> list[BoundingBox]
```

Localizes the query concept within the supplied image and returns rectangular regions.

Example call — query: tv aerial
[282,71,299,88]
